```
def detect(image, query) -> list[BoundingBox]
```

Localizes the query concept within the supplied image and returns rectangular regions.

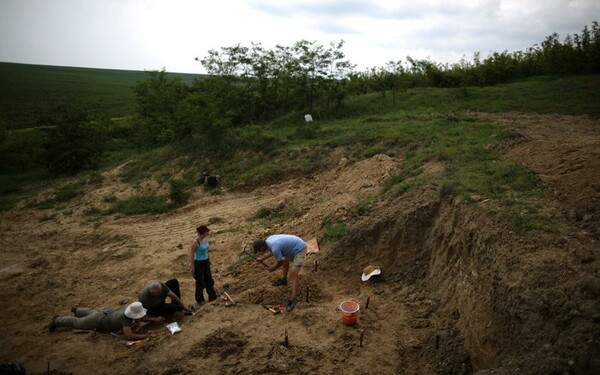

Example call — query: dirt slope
[0,113,598,375]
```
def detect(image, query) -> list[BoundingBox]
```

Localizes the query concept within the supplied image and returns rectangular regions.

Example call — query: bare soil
[0,113,598,375]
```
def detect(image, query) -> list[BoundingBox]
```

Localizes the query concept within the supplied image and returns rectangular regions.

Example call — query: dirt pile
[0,113,598,374]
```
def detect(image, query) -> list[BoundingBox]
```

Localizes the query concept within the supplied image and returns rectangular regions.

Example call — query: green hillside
[0,62,204,129]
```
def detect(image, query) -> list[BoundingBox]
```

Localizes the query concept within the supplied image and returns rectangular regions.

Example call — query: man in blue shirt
[253,234,307,311]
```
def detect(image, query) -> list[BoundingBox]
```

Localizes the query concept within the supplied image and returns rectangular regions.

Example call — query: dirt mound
[482,112,600,238]
[0,113,598,374]
[188,329,248,359]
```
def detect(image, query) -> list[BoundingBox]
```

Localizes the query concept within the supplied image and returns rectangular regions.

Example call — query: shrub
[169,178,189,206]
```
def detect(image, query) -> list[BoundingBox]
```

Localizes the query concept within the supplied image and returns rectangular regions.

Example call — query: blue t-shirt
[194,237,209,261]
[266,234,305,261]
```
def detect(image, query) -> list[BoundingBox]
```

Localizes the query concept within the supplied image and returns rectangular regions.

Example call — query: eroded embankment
[326,190,600,374]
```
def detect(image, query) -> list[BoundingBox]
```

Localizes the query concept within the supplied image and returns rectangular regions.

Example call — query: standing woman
[190,225,218,306]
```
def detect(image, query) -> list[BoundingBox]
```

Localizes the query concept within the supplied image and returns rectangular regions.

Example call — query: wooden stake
[365,296,370,309]
[47,360,50,375]
[306,286,309,302]
[314,260,318,272]
[359,330,365,347]
[435,334,440,350]
[284,328,289,348]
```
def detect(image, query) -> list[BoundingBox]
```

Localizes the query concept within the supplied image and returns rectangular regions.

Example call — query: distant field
[0,62,204,129]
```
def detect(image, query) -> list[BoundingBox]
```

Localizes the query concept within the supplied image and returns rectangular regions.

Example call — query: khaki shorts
[285,246,307,271]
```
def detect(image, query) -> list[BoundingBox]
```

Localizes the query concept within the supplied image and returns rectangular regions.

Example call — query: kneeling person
[253,234,307,311]
[138,279,192,316]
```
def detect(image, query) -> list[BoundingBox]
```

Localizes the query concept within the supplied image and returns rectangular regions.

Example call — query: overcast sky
[1,0,598,74]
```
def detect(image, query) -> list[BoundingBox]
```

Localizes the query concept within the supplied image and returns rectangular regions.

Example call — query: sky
[0,0,598,74]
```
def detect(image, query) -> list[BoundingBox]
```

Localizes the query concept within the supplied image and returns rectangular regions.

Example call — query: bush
[169,178,189,206]
[321,217,350,242]
[43,105,108,175]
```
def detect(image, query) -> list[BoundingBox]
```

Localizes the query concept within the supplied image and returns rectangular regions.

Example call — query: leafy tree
[43,104,107,175]
[198,40,353,122]
[132,69,188,145]
[352,22,600,90]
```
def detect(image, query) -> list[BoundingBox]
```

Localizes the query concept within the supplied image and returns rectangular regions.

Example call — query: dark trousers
[147,279,183,316]
[194,260,217,303]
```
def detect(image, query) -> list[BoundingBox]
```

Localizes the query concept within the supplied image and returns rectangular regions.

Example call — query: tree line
[349,22,600,94]
[132,22,600,145]
[1,22,598,175]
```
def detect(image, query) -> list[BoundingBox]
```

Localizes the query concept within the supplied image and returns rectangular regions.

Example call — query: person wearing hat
[48,302,160,341]
[253,234,307,311]
[189,225,218,306]
[138,280,193,316]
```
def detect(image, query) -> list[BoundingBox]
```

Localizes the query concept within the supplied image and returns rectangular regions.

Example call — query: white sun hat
[361,265,382,281]
[124,302,147,319]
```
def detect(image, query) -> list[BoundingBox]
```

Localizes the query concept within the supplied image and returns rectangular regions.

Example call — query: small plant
[103,195,117,203]
[208,217,226,225]
[38,213,56,222]
[169,178,189,206]
[250,204,297,223]
[84,206,103,216]
[321,217,350,242]
[54,182,83,202]
[87,172,103,185]
[30,181,84,209]
[0,195,18,212]
[108,195,171,215]
[251,207,276,220]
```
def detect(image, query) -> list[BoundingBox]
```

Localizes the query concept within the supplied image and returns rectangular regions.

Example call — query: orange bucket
[340,300,360,326]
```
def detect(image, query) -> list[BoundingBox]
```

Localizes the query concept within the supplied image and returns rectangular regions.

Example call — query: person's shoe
[272,278,288,286]
[286,298,297,311]
[208,295,218,302]
[71,306,78,316]
[48,315,58,333]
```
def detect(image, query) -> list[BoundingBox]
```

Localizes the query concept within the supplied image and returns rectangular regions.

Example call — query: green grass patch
[108,195,172,215]
[84,206,103,216]
[0,169,52,210]
[29,180,85,209]
[321,217,350,242]
[250,205,300,224]
[512,213,558,233]
[207,217,226,225]
[38,213,57,222]
[0,195,19,212]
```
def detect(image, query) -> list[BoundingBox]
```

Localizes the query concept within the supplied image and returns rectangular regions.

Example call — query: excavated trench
[325,188,600,374]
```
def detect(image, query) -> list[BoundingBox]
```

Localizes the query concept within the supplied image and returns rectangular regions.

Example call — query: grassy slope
[2,70,599,226]
[0,62,204,129]
[214,75,599,232]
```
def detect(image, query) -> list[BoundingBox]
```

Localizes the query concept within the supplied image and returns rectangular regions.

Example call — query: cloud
[0,0,598,73]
